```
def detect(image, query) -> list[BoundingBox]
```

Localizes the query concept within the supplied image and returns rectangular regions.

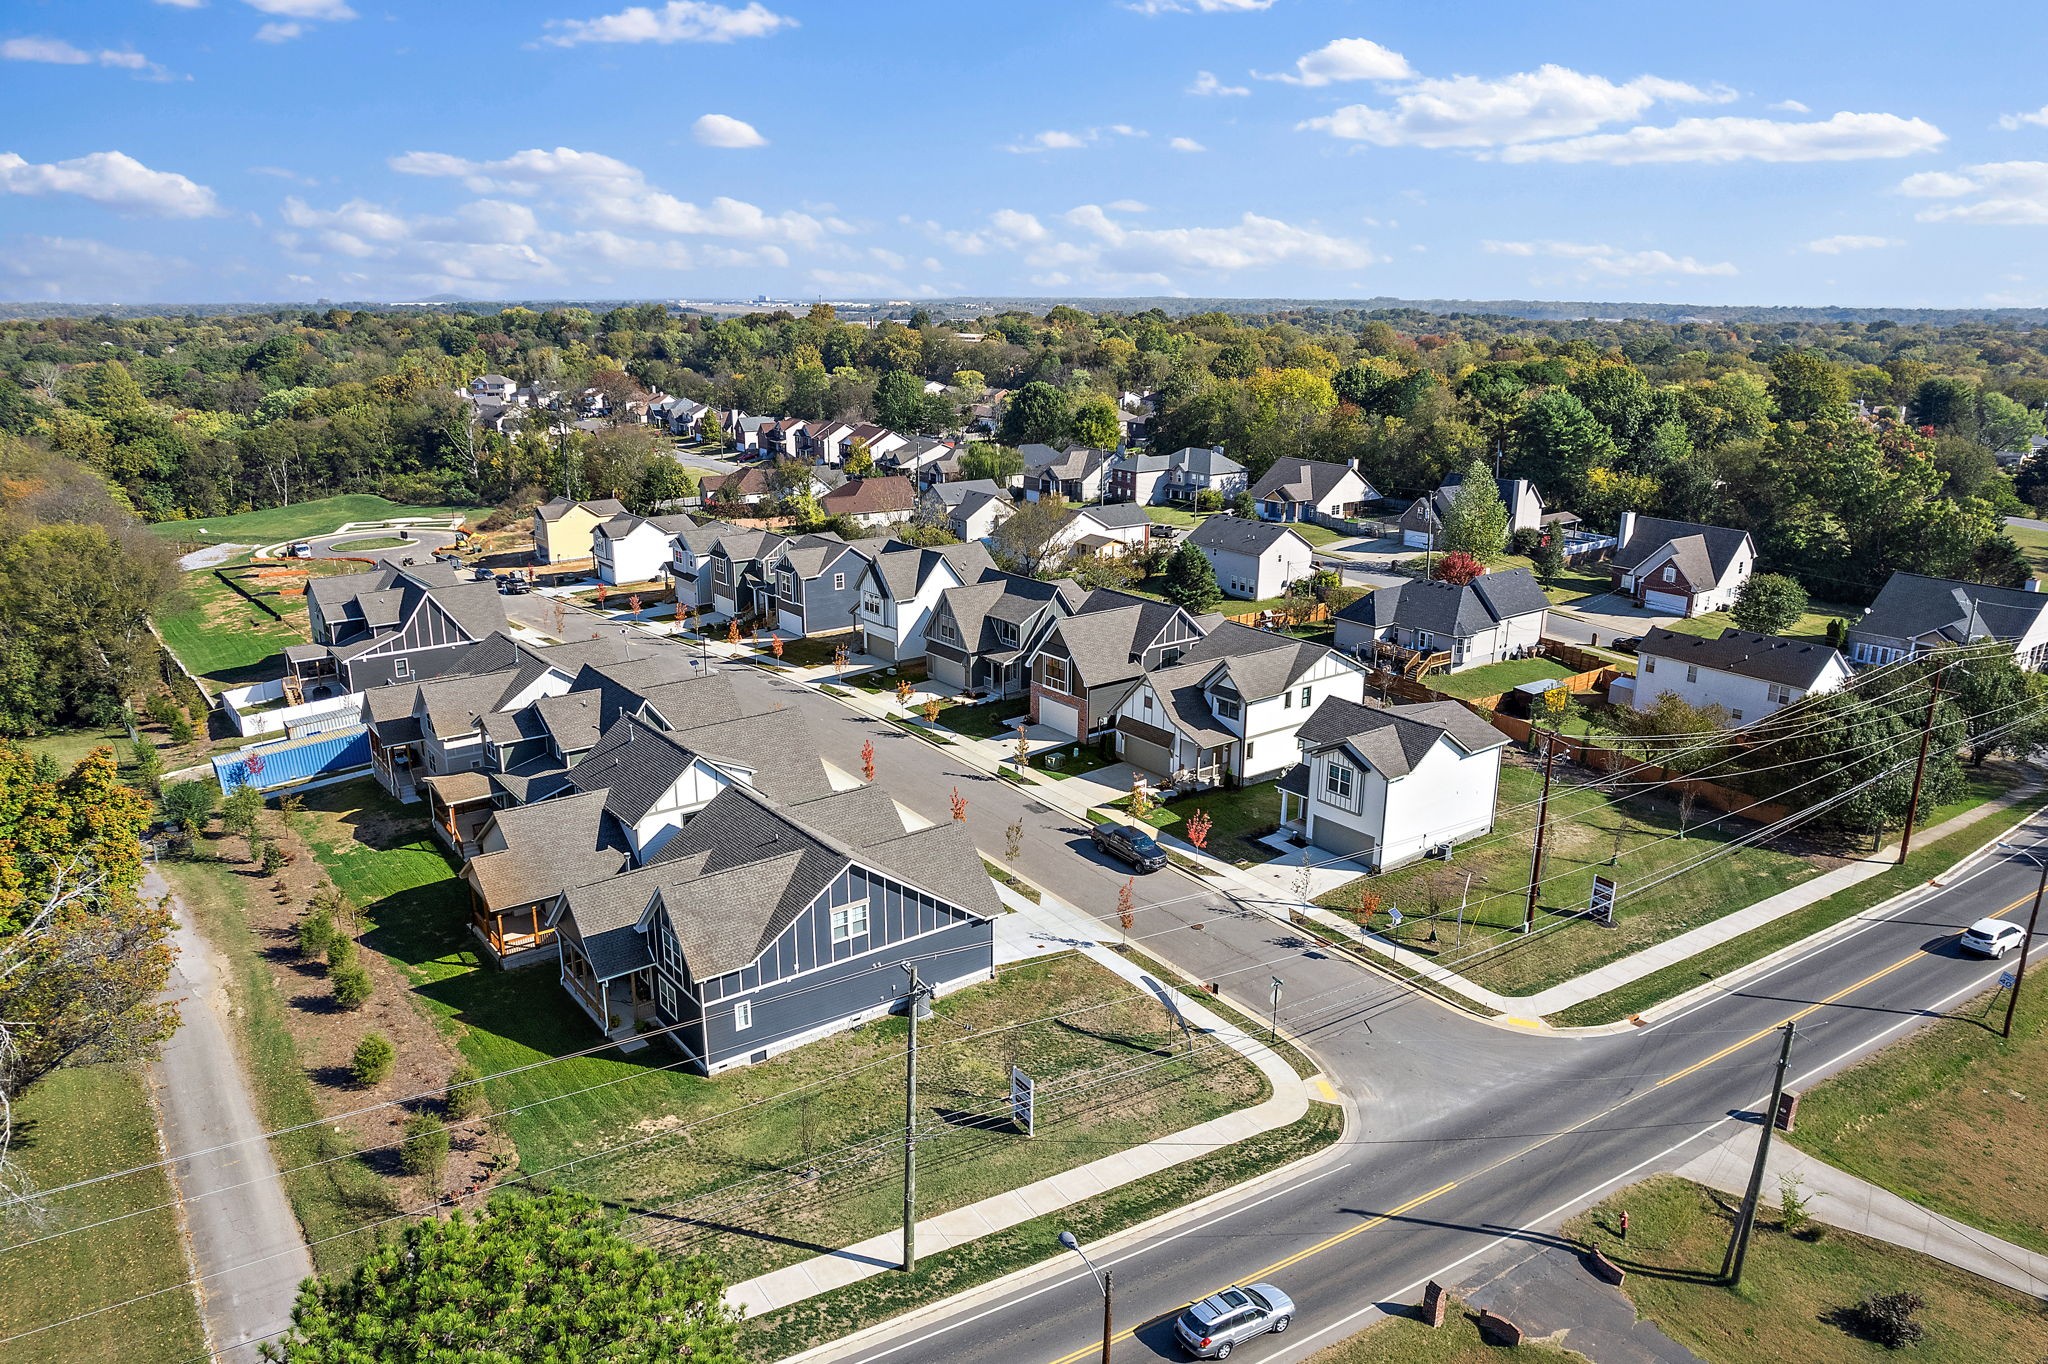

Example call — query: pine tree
[1440,458,1509,557]
[1162,541,1221,613]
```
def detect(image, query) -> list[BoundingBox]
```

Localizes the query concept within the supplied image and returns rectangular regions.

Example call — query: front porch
[423,771,496,857]
[560,949,659,1050]
[471,896,557,967]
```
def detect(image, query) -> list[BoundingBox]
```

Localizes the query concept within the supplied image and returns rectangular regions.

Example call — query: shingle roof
[1637,627,1848,689]
[464,790,630,911]
[1167,446,1245,478]
[1335,569,1550,639]
[937,574,1077,653]
[1612,516,1752,582]
[1851,572,2048,647]
[862,540,997,600]
[821,477,917,517]
[1188,515,1308,558]
[1295,696,1508,777]
[536,497,628,522]
[1071,502,1153,531]
[1247,456,1372,504]
[927,478,1009,509]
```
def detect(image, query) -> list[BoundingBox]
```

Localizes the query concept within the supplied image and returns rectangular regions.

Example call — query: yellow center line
[1036,887,2027,1364]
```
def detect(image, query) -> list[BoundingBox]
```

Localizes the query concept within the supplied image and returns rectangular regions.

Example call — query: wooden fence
[1482,712,1795,824]
[1225,602,1331,627]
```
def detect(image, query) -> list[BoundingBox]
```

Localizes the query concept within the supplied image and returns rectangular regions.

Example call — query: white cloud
[542,1,794,47]
[1188,70,1249,97]
[0,235,187,300]
[246,0,355,17]
[2,37,157,70]
[390,144,832,242]
[1997,105,2048,131]
[1170,136,1206,152]
[1126,0,1273,13]
[0,150,221,217]
[1770,99,1810,114]
[254,22,304,42]
[1302,65,1726,148]
[1899,161,2048,225]
[1482,238,1737,279]
[152,0,206,7]
[251,164,320,185]
[1500,111,1946,164]
[1063,204,1375,273]
[691,113,766,148]
[1001,126,1146,154]
[1806,233,1900,253]
[1107,199,1150,212]
[988,208,1048,243]
[1255,37,1412,87]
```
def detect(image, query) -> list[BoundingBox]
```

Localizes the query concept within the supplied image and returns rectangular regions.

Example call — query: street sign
[1010,1066,1035,1136]
[2001,971,2018,990]
[1588,875,1617,927]
[1270,975,1284,1009]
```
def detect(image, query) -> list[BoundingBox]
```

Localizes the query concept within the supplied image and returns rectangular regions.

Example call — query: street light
[1057,1230,1113,1364]
[1993,841,2046,1039]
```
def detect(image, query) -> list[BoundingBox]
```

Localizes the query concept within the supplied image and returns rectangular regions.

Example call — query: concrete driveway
[1548,589,1677,647]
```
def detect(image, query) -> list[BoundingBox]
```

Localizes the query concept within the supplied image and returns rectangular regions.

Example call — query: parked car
[473,566,498,582]
[498,576,532,595]
[1091,822,1166,874]
[1174,1283,1294,1359]
[289,542,313,559]
[1960,918,2025,958]
[1609,635,1643,655]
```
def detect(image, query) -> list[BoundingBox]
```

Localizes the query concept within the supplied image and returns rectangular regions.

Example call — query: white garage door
[1037,696,1081,740]
[1402,529,1434,549]
[1643,589,1690,615]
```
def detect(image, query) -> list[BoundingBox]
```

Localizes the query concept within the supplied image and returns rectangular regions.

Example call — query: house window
[833,572,845,591]
[1325,762,1354,802]
[1767,682,1793,705]
[938,620,957,643]
[1042,657,1070,691]
[733,999,753,1032]
[1731,709,1745,721]
[830,899,871,944]
[1685,665,1699,683]
[1662,566,1676,583]
[1213,697,1240,720]
[659,977,676,1016]
[1300,686,1312,709]
[393,657,411,679]
[861,592,883,616]
[1142,692,1154,711]
[1643,657,1656,674]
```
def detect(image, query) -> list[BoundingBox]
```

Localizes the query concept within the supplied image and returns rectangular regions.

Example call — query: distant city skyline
[3,1,2046,306]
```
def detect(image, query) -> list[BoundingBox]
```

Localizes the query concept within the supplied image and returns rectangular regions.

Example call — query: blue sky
[3,0,2046,306]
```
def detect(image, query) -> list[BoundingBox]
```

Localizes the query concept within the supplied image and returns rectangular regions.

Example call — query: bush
[297,908,335,960]
[1194,488,1224,513]
[1530,537,1564,577]
[161,780,216,833]
[399,1115,451,1179]
[1508,527,1543,556]
[443,1063,486,1122]
[260,840,288,875]
[1847,1291,1926,1350]
[350,1032,395,1087]
[331,962,374,1011]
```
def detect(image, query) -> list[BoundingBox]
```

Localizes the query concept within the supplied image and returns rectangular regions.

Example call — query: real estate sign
[1011,1065,1035,1136]
[1588,875,1617,927]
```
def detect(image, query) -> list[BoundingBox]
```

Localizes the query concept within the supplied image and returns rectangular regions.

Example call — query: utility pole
[2004,855,2046,1040]
[1524,731,1558,934]
[1896,664,1946,865]
[1723,1022,1796,1288]
[901,964,927,1272]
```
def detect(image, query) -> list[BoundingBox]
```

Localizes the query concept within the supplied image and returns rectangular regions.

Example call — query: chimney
[1346,457,1359,473]
[2030,577,2042,594]
[1617,510,1637,548]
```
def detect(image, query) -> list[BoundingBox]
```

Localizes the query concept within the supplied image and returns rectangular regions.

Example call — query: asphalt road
[298,524,460,567]
[739,670,2040,1364]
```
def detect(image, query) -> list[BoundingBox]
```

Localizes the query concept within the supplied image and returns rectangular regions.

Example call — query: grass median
[1302,1299,1586,1363]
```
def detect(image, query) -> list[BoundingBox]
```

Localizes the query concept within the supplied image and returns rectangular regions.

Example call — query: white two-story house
[1627,627,1852,725]
[1610,513,1756,617]
[593,512,694,587]
[850,540,998,663]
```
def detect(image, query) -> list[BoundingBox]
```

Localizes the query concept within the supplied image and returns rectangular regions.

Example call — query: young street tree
[262,1191,742,1363]
[1440,458,1509,557]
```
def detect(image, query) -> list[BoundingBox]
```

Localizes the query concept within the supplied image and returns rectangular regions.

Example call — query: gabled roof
[1612,515,1752,582]
[1069,502,1152,531]
[926,478,1010,509]
[821,476,918,517]
[308,562,508,653]
[1335,569,1550,639]
[1026,445,1110,480]
[776,533,865,582]
[463,790,631,912]
[1852,571,2048,646]
[1166,445,1245,478]
[1294,696,1509,778]
[1176,622,1342,701]
[1637,627,1849,689]
[1188,515,1309,558]
[861,539,998,600]
[1247,456,1372,504]
[1041,599,1192,688]
[536,496,629,522]
[936,574,1080,653]
[595,511,694,541]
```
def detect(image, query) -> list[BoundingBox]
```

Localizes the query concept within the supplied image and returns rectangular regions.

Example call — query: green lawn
[146,495,487,546]
[1155,782,1286,867]
[1791,973,2048,1256]
[1429,657,1579,700]
[933,699,1032,740]
[1566,1177,2048,1364]
[1304,1299,1585,1363]
[2002,519,2048,577]
[1144,506,1203,528]
[1291,522,1349,548]
[154,566,311,689]
[1319,758,1829,998]
[1028,738,1117,779]
[0,1066,208,1364]
[287,782,1270,1285]
[1658,601,1857,645]
[328,535,411,553]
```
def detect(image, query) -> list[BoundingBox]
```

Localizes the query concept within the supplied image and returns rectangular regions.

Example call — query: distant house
[1628,627,1852,724]
[706,529,789,619]
[1023,445,1110,503]
[848,541,997,663]
[533,497,629,564]
[648,395,708,436]
[469,374,517,402]
[1610,513,1756,617]
[1186,516,1315,601]
[771,535,872,639]
[1159,446,1248,506]
[700,465,777,507]
[302,561,509,693]
[1277,698,1510,871]
[837,423,907,466]
[1398,475,1546,549]
[1333,569,1550,671]
[593,512,694,586]
[925,574,1086,697]
[669,517,745,612]
[804,419,859,463]
[885,436,958,482]
[1050,503,1153,561]
[1847,572,2048,669]
[1248,457,1377,524]
[1109,623,1370,784]
[1026,592,1205,742]
[1105,450,1174,506]
[921,479,1015,542]
[820,476,918,529]
[547,781,997,1070]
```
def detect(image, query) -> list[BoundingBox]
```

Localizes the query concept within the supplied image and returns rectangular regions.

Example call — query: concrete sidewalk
[1676,1133,2048,1299]
[723,880,1314,1319]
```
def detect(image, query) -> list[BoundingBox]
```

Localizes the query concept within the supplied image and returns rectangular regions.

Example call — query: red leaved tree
[860,738,876,783]
[771,634,785,659]
[949,786,968,822]
[1432,551,1486,586]
[1186,809,1213,853]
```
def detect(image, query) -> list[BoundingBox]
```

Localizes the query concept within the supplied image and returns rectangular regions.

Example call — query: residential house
[883,436,957,483]
[648,395,709,437]
[820,476,918,529]
[1398,475,1546,549]
[1333,568,1550,672]
[803,419,859,463]
[461,791,630,964]
[1186,516,1314,601]
[1847,572,2048,669]
[1109,623,1371,784]
[921,479,1015,542]
[700,465,778,508]
[469,374,516,402]
[850,540,998,662]
[1158,446,1248,506]
[1248,457,1378,524]
[669,517,745,613]
[593,512,694,586]
[1609,513,1756,617]
[1627,627,1852,724]
[548,780,997,1070]
[1050,503,1153,561]
[707,529,790,619]
[1024,445,1110,503]
[772,534,872,639]
[301,561,509,693]
[1276,698,1510,870]
[840,423,908,466]
[1026,592,1205,741]
[925,574,1086,696]
[533,497,629,564]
